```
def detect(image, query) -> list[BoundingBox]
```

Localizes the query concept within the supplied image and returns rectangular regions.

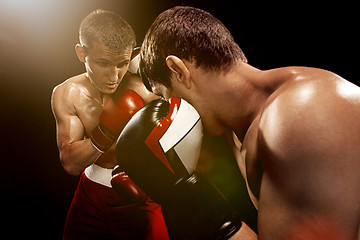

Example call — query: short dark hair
[79,9,136,52]
[140,6,247,90]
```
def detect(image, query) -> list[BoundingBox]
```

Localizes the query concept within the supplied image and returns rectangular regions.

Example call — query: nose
[108,67,119,82]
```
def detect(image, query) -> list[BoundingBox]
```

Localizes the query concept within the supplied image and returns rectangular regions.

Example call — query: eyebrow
[95,58,111,62]
[96,58,129,65]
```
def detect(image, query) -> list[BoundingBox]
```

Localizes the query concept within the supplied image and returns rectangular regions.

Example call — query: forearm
[60,138,102,175]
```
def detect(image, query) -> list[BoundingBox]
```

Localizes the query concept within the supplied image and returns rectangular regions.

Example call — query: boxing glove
[128,47,140,75]
[90,89,145,152]
[110,165,147,203]
[115,97,242,240]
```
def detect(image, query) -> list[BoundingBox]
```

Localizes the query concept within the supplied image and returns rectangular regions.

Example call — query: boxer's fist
[110,165,147,203]
[128,47,140,75]
[115,98,241,239]
[90,89,145,152]
[116,97,203,201]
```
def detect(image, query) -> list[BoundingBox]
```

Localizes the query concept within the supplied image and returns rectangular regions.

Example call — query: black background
[0,0,358,238]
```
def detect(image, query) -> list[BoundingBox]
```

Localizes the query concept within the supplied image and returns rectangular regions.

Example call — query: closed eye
[96,61,110,67]
[117,61,129,68]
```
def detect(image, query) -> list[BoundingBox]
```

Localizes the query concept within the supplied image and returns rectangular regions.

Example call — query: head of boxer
[76,9,136,95]
[140,6,247,135]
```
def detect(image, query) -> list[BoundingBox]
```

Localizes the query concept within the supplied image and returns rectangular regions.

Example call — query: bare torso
[71,74,115,168]
[52,72,157,171]
[234,67,360,239]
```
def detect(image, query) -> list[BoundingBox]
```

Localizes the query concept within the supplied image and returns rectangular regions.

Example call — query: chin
[102,87,117,95]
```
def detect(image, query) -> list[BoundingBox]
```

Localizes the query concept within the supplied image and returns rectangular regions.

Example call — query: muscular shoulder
[51,74,89,116]
[259,73,360,156]
[258,68,360,198]
[52,74,88,97]
[257,69,360,239]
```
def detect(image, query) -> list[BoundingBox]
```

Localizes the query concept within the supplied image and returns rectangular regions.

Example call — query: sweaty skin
[153,59,360,240]
[51,42,157,175]
[238,67,360,240]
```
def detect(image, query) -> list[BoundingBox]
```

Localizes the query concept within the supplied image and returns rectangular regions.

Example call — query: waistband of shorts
[84,164,113,188]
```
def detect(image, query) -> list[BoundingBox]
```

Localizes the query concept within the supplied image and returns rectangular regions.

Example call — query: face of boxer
[76,41,132,95]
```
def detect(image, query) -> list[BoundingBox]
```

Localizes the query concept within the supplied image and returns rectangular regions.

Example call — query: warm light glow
[336,80,360,100]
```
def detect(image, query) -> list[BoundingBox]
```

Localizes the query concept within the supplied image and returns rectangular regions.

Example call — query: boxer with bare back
[139,6,360,240]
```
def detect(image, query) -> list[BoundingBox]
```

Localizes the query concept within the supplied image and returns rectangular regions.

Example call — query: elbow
[63,165,82,176]
[60,157,82,176]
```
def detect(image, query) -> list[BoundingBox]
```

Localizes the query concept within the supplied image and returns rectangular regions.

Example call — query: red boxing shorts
[63,164,169,240]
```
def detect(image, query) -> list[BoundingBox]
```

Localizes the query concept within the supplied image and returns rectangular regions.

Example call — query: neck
[84,74,110,107]
[212,62,276,140]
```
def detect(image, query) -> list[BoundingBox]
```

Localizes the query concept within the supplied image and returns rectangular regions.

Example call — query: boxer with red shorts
[51,9,168,239]
[63,165,167,239]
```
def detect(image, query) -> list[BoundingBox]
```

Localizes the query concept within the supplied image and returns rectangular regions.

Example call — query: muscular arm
[51,84,101,175]
[257,79,360,240]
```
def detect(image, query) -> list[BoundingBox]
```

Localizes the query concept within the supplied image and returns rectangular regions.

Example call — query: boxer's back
[244,67,360,239]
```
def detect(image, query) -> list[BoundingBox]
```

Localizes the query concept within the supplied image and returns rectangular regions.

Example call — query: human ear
[75,44,86,63]
[165,55,191,89]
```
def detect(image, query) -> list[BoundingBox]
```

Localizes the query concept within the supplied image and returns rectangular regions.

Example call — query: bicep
[55,114,85,151]
[257,128,346,240]
[52,89,85,151]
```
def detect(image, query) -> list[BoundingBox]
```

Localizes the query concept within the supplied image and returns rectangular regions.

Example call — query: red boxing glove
[110,165,147,203]
[90,89,145,152]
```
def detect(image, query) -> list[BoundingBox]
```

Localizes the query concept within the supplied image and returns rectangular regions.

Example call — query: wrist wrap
[90,124,116,152]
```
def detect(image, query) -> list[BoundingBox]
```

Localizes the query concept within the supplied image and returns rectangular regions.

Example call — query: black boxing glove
[115,97,242,240]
